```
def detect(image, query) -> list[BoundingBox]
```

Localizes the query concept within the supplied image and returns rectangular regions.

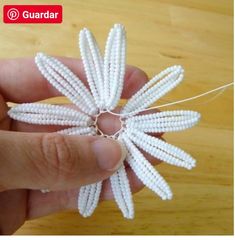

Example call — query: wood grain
[0,0,233,235]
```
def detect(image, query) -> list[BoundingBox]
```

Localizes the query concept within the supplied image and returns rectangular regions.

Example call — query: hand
[0,57,162,234]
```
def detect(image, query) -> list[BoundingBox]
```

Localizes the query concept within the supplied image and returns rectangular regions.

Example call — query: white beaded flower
[8,24,200,219]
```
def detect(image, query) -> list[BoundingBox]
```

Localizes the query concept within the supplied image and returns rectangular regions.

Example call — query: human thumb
[0,131,126,191]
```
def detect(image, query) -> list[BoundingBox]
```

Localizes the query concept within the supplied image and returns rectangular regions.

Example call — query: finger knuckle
[40,133,77,185]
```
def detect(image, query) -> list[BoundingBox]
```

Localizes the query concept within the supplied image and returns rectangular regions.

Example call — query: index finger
[0,57,148,103]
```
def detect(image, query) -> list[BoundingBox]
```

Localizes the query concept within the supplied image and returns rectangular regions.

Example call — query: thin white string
[107,82,233,117]
[153,86,227,107]
[93,110,124,138]
[151,82,233,109]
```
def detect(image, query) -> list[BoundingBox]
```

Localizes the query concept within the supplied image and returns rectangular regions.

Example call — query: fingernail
[91,138,126,171]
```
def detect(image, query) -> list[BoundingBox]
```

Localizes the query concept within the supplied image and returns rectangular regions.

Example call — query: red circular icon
[7,8,20,20]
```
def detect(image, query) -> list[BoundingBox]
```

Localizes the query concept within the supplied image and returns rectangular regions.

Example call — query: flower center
[94,111,124,138]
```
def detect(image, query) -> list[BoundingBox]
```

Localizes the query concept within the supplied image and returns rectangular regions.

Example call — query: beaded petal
[8,23,200,219]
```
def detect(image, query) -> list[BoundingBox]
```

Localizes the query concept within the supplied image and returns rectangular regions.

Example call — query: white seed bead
[126,110,200,133]
[8,103,93,127]
[126,128,196,170]
[103,27,115,105]
[121,65,184,116]
[79,28,104,109]
[40,189,50,193]
[103,24,126,110]
[110,137,134,219]
[35,53,97,115]
[57,126,96,136]
[78,182,102,217]
[122,133,173,200]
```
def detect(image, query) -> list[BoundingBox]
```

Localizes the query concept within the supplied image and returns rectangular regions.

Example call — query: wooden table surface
[0,0,233,235]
